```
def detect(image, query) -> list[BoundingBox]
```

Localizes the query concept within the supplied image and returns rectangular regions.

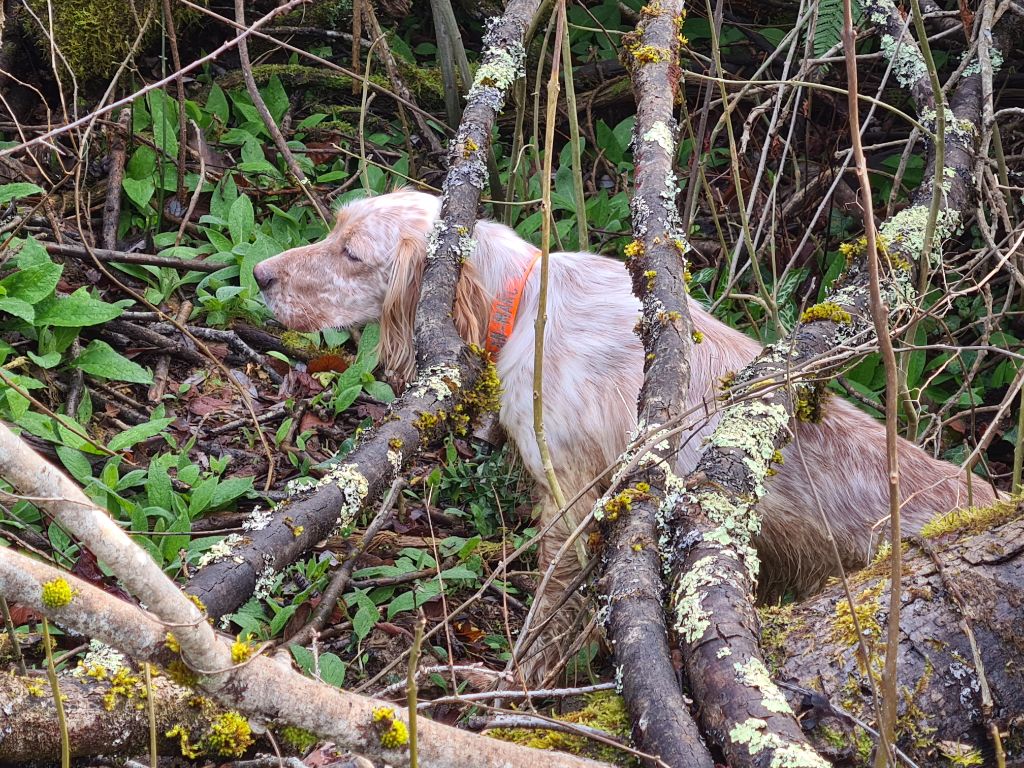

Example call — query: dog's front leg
[513,485,600,686]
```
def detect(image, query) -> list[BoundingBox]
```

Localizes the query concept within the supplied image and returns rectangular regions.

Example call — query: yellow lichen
[102,667,146,711]
[800,302,852,325]
[623,240,645,259]
[165,632,180,654]
[231,636,255,664]
[691,330,704,344]
[205,712,254,758]
[602,483,652,522]
[372,706,410,749]
[41,578,74,609]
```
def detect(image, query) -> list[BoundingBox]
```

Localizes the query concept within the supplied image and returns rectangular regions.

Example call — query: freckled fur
[255,190,996,681]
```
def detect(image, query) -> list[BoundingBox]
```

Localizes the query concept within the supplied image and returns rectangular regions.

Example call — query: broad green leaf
[147,90,179,159]
[262,75,289,124]
[210,476,254,509]
[362,379,394,403]
[35,288,124,327]
[122,177,155,210]
[126,145,157,179]
[228,193,254,244]
[56,445,93,484]
[161,510,192,563]
[107,417,175,452]
[290,644,314,674]
[206,84,230,125]
[0,182,44,204]
[26,350,61,369]
[71,340,152,384]
[188,475,219,518]
[0,259,61,303]
[0,297,34,322]
[386,581,442,619]
[317,653,346,687]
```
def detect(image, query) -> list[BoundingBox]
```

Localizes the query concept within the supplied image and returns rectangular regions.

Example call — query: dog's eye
[341,247,360,263]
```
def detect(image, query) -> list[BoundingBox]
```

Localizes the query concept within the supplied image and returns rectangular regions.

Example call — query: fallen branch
[0,423,608,768]
[594,3,712,765]
[184,0,542,621]
[661,13,1010,768]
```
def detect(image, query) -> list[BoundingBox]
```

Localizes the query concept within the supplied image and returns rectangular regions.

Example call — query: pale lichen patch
[197,533,244,569]
[734,657,793,715]
[409,365,461,400]
[316,463,369,532]
[730,717,831,767]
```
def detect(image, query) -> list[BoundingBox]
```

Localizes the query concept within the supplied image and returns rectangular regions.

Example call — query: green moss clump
[491,691,636,765]
[23,0,196,81]
[920,496,1020,539]
[279,724,318,754]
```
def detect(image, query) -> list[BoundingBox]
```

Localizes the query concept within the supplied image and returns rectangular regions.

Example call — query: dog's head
[254,189,487,387]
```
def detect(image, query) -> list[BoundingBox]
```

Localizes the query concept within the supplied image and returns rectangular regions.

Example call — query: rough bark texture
[0,425,607,768]
[185,0,541,621]
[593,4,713,766]
[771,506,1024,766]
[0,673,222,762]
[661,9,1001,768]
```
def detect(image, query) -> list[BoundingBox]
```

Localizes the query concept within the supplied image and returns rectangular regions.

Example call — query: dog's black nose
[253,264,275,290]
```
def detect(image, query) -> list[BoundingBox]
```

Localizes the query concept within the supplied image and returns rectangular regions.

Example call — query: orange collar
[485,248,542,358]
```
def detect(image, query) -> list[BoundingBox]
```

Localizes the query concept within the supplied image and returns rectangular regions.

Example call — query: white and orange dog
[255,190,993,677]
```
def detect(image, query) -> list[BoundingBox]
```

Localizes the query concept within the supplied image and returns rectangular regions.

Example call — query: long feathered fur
[255,189,996,680]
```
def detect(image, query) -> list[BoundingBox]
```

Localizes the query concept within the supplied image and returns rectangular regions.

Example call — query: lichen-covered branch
[0,425,607,768]
[592,3,713,766]
[661,20,1002,768]
[185,0,541,621]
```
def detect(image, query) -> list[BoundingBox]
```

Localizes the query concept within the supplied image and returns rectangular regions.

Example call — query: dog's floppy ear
[379,236,425,391]
[453,260,490,351]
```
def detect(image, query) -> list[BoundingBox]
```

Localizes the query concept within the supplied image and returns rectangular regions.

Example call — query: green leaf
[290,644,315,674]
[206,84,230,125]
[362,379,394,403]
[126,145,157,179]
[35,288,124,327]
[71,340,152,384]
[189,475,219,518]
[228,193,254,244]
[0,259,61,304]
[317,653,346,687]
[0,182,44,204]
[209,476,254,509]
[108,417,175,452]
[123,176,155,211]
[351,595,379,640]
[56,445,94,484]
[262,75,290,124]
[386,581,442,619]
[0,297,34,322]
[147,90,179,159]
[161,510,192,563]
[26,350,61,369]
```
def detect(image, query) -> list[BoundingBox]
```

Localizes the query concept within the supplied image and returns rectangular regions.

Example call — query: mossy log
[769,502,1024,766]
[213,62,447,114]
[0,671,245,762]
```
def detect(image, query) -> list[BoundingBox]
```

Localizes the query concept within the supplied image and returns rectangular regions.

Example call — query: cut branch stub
[187,0,541,621]
[595,2,713,766]
[662,28,990,768]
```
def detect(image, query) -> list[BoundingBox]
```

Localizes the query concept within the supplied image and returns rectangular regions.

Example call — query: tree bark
[657,9,1018,767]
[772,505,1024,766]
[594,4,713,766]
